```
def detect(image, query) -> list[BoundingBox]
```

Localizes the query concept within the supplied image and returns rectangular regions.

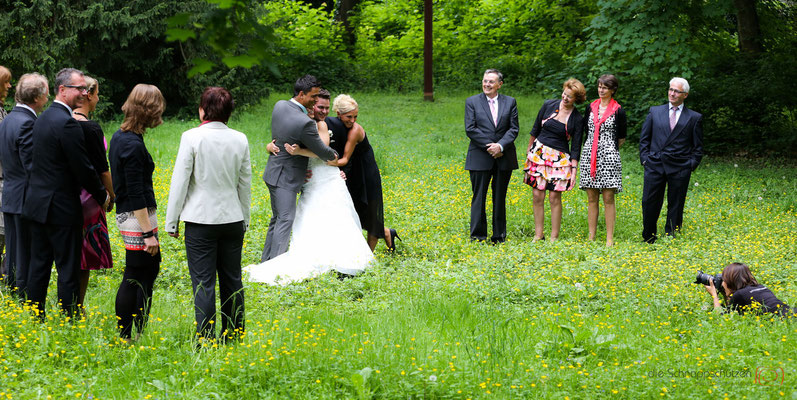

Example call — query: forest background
[1,0,796,153]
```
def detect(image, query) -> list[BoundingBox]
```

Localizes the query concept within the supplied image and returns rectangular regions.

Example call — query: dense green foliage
[1,93,795,399]
[577,0,797,152]
[1,0,795,151]
[0,0,269,116]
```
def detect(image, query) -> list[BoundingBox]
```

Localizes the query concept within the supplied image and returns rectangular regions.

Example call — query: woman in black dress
[108,84,165,341]
[524,78,585,242]
[326,94,400,252]
[72,76,115,306]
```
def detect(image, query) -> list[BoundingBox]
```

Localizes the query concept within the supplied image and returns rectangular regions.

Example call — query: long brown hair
[121,84,165,134]
[722,262,760,293]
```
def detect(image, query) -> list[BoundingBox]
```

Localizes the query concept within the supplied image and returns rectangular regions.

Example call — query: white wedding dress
[244,158,374,285]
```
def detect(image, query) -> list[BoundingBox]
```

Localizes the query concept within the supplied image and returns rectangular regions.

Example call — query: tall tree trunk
[734,0,763,53]
[337,0,359,47]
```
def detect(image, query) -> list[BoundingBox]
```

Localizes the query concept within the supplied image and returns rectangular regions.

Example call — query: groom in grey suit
[261,75,338,261]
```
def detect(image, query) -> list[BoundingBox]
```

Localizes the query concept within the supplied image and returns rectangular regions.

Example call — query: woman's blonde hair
[563,78,587,104]
[0,66,11,102]
[84,76,98,96]
[332,94,358,115]
[0,66,10,83]
[121,84,165,134]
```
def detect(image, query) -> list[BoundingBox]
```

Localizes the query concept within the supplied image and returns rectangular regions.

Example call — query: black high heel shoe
[387,228,402,252]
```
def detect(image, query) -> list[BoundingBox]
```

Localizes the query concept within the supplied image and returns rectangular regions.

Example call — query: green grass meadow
[1,92,795,399]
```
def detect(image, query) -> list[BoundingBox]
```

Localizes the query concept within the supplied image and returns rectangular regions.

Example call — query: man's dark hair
[293,75,321,97]
[484,68,504,83]
[200,86,235,123]
[54,68,83,92]
[318,88,331,100]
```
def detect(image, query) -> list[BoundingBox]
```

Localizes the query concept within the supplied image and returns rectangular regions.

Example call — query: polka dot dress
[579,112,622,192]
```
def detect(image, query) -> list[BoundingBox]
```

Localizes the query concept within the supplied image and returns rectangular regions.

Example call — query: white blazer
[165,121,251,233]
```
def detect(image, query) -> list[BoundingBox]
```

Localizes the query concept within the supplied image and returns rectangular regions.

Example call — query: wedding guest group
[23,68,109,319]
[464,69,519,244]
[0,65,722,342]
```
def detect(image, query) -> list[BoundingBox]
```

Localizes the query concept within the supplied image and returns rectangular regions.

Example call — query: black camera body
[695,271,723,291]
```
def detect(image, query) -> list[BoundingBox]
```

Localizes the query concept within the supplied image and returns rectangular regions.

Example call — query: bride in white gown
[244,115,374,285]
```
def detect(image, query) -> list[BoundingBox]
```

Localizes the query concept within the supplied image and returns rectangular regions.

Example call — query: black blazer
[0,106,36,215]
[22,102,106,226]
[464,93,519,171]
[528,99,584,160]
[639,104,704,175]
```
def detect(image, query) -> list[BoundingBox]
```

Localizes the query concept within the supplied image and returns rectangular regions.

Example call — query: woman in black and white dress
[579,74,626,246]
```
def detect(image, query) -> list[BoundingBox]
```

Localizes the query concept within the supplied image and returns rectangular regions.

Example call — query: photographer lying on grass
[704,263,795,317]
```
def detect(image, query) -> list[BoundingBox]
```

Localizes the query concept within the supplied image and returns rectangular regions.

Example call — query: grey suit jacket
[263,100,337,192]
[464,93,519,171]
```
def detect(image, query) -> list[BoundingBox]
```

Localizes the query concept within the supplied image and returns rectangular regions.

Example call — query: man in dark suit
[0,73,50,293]
[22,68,108,317]
[639,77,704,243]
[261,75,337,261]
[464,69,519,243]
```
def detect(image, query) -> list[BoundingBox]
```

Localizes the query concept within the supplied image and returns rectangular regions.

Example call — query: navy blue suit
[639,103,703,242]
[22,102,106,316]
[0,106,36,291]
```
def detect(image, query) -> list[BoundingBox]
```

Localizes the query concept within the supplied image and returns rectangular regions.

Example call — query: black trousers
[185,221,245,340]
[115,249,160,339]
[2,213,31,293]
[641,166,692,243]
[25,221,82,317]
[469,167,513,242]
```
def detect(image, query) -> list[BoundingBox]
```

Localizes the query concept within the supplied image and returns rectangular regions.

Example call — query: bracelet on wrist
[141,230,155,239]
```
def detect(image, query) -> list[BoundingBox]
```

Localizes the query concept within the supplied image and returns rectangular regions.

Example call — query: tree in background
[2,0,794,153]
[0,0,271,116]
[576,0,796,153]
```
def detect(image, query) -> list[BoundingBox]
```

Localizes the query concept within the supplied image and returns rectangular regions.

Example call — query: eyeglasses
[64,84,89,92]
[668,87,687,94]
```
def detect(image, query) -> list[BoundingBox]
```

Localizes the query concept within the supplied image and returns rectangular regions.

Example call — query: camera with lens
[695,271,723,291]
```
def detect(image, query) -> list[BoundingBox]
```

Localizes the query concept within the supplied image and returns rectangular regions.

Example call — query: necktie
[489,98,498,126]
[669,106,677,131]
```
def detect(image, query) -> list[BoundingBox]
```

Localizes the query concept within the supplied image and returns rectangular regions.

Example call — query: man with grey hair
[639,77,704,243]
[22,68,109,317]
[0,73,50,293]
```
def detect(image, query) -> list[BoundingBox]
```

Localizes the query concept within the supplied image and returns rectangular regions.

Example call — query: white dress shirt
[53,100,73,115]
[17,103,38,117]
[165,121,252,233]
